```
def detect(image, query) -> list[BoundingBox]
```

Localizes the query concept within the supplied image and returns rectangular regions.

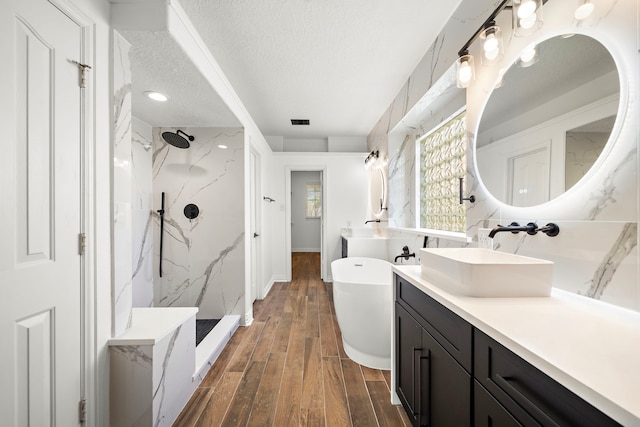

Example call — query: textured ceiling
[127,30,241,128]
[172,0,462,138]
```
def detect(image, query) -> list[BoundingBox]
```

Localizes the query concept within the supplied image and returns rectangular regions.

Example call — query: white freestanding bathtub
[331,257,393,370]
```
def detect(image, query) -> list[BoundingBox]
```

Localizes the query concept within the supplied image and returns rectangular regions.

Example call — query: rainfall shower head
[162,129,194,149]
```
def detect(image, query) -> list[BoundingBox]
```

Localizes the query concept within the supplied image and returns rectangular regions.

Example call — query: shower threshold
[196,319,220,346]
[193,315,240,382]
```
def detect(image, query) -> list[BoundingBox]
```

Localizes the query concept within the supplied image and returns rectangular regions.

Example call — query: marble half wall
[152,127,245,319]
[368,0,640,312]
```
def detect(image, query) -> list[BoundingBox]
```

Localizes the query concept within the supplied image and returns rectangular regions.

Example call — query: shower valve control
[184,204,200,222]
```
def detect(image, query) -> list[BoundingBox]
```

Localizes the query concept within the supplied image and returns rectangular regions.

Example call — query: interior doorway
[285,167,327,281]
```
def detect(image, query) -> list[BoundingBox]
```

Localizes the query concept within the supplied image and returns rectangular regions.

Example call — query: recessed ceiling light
[218,144,228,149]
[144,91,168,102]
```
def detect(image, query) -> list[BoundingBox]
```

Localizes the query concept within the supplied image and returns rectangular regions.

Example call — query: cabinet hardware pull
[412,347,422,416]
[495,374,557,425]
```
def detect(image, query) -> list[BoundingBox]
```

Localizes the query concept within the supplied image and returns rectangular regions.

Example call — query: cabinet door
[420,328,471,427]
[474,381,522,427]
[396,303,422,425]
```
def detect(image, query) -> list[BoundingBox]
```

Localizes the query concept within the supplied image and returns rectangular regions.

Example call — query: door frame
[285,166,327,281]
[48,0,98,423]
[249,148,262,302]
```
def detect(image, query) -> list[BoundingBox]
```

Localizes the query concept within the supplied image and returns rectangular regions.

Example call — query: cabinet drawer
[475,330,620,427]
[395,274,472,372]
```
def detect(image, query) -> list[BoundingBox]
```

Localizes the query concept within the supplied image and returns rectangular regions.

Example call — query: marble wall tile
[113,31,133,336]
[368,0,640,312]
[152,127,246,319]
[132,118,154,308]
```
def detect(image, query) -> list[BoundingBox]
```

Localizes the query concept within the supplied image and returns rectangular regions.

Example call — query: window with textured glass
[306,183,322,218]
[419,110,466,232]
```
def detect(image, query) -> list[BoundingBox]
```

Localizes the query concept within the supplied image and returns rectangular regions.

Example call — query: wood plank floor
[174,252,411,427]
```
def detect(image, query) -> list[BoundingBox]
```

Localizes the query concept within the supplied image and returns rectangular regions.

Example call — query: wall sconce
[480,22,504,64]
[574,0,594,20]
[512,0,543,36]
[365,150,379,167]
[456,51,475,88]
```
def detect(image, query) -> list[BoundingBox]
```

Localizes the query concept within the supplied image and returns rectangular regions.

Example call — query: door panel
[0,0,83,425]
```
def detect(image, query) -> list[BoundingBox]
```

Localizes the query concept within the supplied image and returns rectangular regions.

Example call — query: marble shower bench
[109,307,239,426]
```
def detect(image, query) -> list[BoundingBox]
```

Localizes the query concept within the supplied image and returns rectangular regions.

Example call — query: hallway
[174,252,409,426]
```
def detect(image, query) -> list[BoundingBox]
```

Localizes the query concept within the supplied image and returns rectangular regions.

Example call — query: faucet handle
[537,223,560,237]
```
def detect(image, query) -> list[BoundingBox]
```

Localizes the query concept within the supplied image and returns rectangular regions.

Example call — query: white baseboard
[291,248,321,252]
[261,277,276,299]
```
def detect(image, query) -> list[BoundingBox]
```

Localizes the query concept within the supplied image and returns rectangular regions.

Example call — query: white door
[0,0,83,425]
[509,148,550,207]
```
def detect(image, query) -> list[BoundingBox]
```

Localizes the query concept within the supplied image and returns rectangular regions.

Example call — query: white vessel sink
[420,248,553,297]
[347,227,376,237]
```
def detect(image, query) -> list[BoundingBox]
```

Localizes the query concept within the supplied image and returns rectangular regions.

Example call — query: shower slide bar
[158,192,165,277]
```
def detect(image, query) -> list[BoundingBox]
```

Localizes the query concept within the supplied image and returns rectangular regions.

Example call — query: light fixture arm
[458,0,510,57]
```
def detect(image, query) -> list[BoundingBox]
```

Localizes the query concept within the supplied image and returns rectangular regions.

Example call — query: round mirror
[369,167,386,215]
[475,34,620,207]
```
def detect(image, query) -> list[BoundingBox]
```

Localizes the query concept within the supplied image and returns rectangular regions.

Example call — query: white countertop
[393,265,640,426]
[109,307,198,346]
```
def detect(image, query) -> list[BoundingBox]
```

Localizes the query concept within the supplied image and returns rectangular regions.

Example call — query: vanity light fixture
[365,150,379,167]
[512,0,543,36]
[144,91,168,102]
[455,0,549,89]
[574,0,594,21]
[456,51,475,88]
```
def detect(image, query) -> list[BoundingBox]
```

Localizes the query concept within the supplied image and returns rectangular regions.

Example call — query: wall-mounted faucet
[365,219,381,224]
[394,246,416,262]
[488,222,560,238]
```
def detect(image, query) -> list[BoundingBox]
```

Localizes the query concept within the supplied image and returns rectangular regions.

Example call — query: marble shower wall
[152,127,245,319]
[368,0,640,312]
[113,31,133,336]
[132,117,154,308]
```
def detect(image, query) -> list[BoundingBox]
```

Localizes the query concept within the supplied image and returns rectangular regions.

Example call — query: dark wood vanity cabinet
[394,274,621,427]
[475,330,620,427]
[395,276,472,427]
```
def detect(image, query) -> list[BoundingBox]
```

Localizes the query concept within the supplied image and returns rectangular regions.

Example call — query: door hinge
[78,398,87,423]
[78,233,86,255]
[72,60,92,88]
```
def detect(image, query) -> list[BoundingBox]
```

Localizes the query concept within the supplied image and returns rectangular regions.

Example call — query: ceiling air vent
[291,119,310,125]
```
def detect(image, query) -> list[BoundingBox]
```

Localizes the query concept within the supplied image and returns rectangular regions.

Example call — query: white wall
[291,171,322,251]
[272,153,368,281]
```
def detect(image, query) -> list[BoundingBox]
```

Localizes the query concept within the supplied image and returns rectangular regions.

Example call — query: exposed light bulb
[519,13,537,29]
[483,33,499,52]
[458,61,472,84]
[484,47,500,61]
[520,46,537,63]
[518,0,537,19]
[574,2,594,20]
